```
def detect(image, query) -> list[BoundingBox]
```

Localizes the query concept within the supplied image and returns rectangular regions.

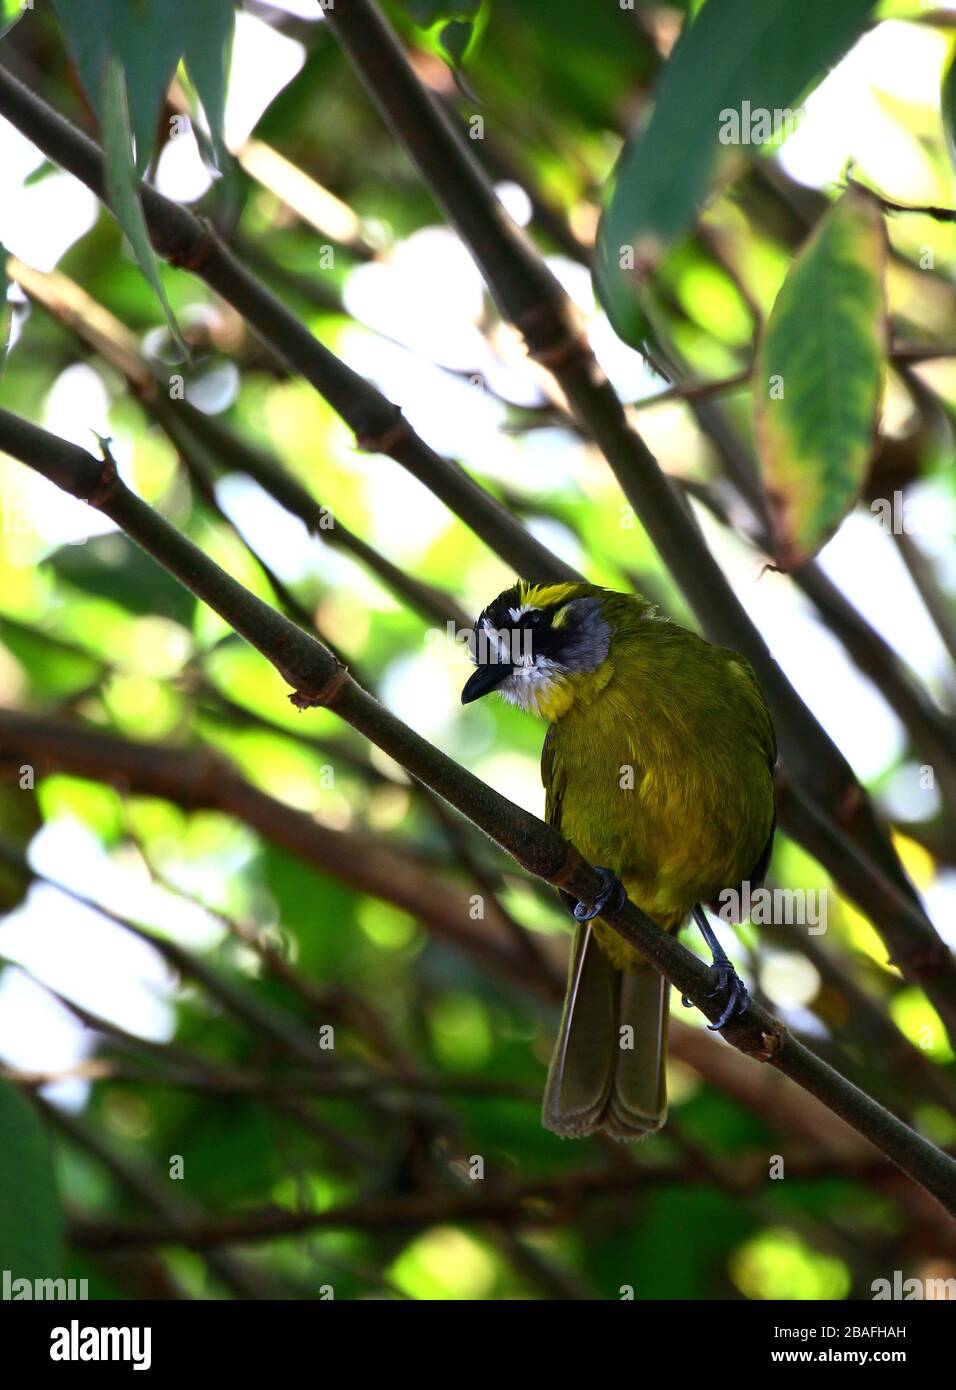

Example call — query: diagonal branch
[0,63,575,589]
[1,60,951,1037]
[0,709,541,993]
[1,407,954,1216]
[6,255,471,633]
[319,0,956,1026]
[0,707,906,1163]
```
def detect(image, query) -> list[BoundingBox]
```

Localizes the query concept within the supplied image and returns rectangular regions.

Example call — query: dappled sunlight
[0,0,954,1312]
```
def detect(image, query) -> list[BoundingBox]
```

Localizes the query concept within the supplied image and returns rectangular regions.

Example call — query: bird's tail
[542,921,669,1140]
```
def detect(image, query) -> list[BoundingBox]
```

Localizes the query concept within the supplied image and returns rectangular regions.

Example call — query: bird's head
[461,581,613,719]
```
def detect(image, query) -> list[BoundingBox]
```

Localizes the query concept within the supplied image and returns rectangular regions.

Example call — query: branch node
[87,436,121,508]
[531,332,590,372]
[153,217,217,274]
[289,662,349,711]
[516,302,589,371]
[748,1027,785,1063]
[355,412,410,456]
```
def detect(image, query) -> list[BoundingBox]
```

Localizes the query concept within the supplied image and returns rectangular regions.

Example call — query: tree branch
[0,706,898,1171]
[0,709,541,994]
[1,408,954,1216]
[0,59,951,1035]
[66,1146,954,1252]
[7,255,471,633]
[319,0,956,1025]
[0,63,576,590]
[34,1097,273,1298]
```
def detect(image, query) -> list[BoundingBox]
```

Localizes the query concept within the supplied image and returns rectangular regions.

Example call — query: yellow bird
[462,582,776,1139]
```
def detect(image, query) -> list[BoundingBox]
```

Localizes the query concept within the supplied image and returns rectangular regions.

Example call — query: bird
[461,581,776,1140]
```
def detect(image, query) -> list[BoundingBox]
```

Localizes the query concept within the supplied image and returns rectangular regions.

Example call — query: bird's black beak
[461,662,512,704]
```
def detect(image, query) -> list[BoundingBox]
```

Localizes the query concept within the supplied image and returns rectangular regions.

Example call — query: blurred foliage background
[0,0,955,1300]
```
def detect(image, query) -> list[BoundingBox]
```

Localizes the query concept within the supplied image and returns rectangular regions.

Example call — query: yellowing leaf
[755,187,887,570]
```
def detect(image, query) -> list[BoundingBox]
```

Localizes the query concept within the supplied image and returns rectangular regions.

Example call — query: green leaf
[101,57,187,356]
[398,0,488,73]
[404,0,482,26]
[0,0,26,39]
[52,0,184,175]
[0,1079,64,1280]
[439,19,477,69]
[754,187,887,571]
[595,0,877,340]
[46,533,197,628]
[52,0,235,175]
[179,2,235,173]
[941,41,956,174]
[23,159,60,188]
[0,618,105,701]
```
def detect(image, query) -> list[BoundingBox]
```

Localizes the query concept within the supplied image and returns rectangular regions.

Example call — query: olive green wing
[541,722,567,831]
[724,651,777,769]
[722,651,777,891]
[541,724,576,918]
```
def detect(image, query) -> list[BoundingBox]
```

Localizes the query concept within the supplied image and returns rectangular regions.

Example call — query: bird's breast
[547,690,773,937]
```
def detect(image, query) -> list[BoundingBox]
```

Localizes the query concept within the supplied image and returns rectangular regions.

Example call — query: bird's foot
[701,959,750,1030]
[682,962,749,1030]
[573,867,627,922]
[680,903,750,1030]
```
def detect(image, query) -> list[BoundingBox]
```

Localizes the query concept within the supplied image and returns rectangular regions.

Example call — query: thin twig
[67,1144,954,1252]
[34,1097,275,1297]
[846,170,956,224]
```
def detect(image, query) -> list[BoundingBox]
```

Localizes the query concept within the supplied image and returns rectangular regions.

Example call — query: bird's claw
[573,867,627,922]
[681,905,749,1029]
[703,960,749,1030]
[681,962,749,1029]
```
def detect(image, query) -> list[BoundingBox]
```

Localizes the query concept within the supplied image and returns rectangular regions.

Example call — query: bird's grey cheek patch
[558,598,611,672]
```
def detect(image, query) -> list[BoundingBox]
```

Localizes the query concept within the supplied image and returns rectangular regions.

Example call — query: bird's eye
[525,609,550,628]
